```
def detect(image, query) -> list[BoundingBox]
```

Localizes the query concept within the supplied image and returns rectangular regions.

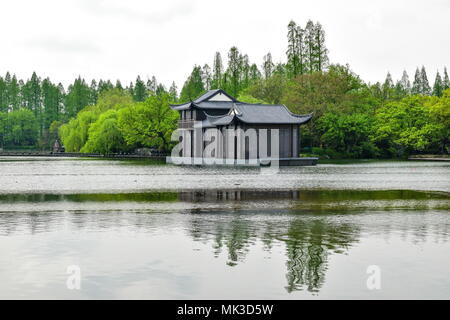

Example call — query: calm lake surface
[0,157,449,299]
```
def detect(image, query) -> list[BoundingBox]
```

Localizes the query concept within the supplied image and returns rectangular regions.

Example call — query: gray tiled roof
[232,103,312,124]
[171,89,312,125]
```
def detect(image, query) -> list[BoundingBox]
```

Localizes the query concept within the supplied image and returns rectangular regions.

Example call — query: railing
[178,119,196,129]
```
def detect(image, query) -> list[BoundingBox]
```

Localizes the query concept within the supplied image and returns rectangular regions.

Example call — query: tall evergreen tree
[432,71,444,97]
[115,80,123,90]
[227,46,241,96]
[273,62,287,77]
[8,75,21,111]
[202,64,212,90]
[211,52,223,89]
[147,76,158,93]
[382,72,394,99]
[0,77,7,113]
[399,70,411,94]
[313,22,329,71]
[249,64,262,83]
[179,65,205,102]
[262,53,275,79]
[443,67,450,90]
[286,20,300,78]
[411,67,422,95]
[305,20,316,74]
[65,77,91,118]
[169,81,178,102]
[420,66,431,95]
[239,54,250,90]
[133,76,147,102]
[89,80,98,105]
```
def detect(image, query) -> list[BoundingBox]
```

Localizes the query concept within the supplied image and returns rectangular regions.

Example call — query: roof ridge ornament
[228,104,242,116]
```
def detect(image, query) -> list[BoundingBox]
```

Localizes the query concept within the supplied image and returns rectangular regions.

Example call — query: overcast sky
[1,0,449,89]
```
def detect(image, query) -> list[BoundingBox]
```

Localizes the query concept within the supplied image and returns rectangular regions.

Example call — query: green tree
[262,53,275,79]
[59,89,133,151]
[0,111,6,147]
[8,75,21,111]
[382,72,394,99]
[443,67,450,90]
[65,77,91,118]
[118,93,178,151]
[397,70,411,96]
[286,21,301,77]
[372,95,446,156]
[433,71,444,97]
[81,109,127,154]
[227,46,241,96]
[211,52,224,89]
[179,65,205,102]
[4,109,39,146]
[411,67,422,95]
[169,81,178,102]
[0,77,7,113]
[317,112,376,157]
[133,76,148,102]
[202,64,212,90]
[420,66,431,95]
[313,22,329,72]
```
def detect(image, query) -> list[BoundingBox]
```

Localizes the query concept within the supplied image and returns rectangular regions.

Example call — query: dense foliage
[59,90,178,154]
[1,19,449,158]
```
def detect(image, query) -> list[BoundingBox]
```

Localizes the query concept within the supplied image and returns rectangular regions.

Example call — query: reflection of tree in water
[283,219,359,293]
[188,213,256,266]
[187,210,360,293]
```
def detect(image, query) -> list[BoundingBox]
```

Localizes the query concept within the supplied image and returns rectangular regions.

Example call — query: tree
[81,109,127,154]
[249,64,262,83]
[41,78,61,131]
[115,80,123,90]
[147,76,158,93]
[169,81,178,102]
[4,109,39,146]
[262,53,275,79]
[0,77,7,113]
[286,20,300,78]
[305,20,316,74]
[118,93,178,151]
[211,52,223,89]
[239,54,250,90]
[443,67,450,90]
[202,64,212,90]
[179,65,205,102]
[227,46,241,96]
[399,70,411,95]
[420,66,431,95]
[313,22,329,72]
[317,112,375,157]
[59,89,133,152]
[65,77,91,118]
[382,72,394,99]
[133,76,148,102]
[411,68,422,95]
[8,75,21,111]
[372,95,447,156]
[432,71,444,97]
[0,111,6,147]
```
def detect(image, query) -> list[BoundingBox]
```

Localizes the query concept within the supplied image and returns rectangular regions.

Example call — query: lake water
[0,157,449,299]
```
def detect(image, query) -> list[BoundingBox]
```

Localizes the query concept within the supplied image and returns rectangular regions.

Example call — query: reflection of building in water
[178,190,300,202]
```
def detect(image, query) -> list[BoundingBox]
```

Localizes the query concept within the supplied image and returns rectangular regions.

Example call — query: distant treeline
[0,73,177,149]
[1,19,449,158]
